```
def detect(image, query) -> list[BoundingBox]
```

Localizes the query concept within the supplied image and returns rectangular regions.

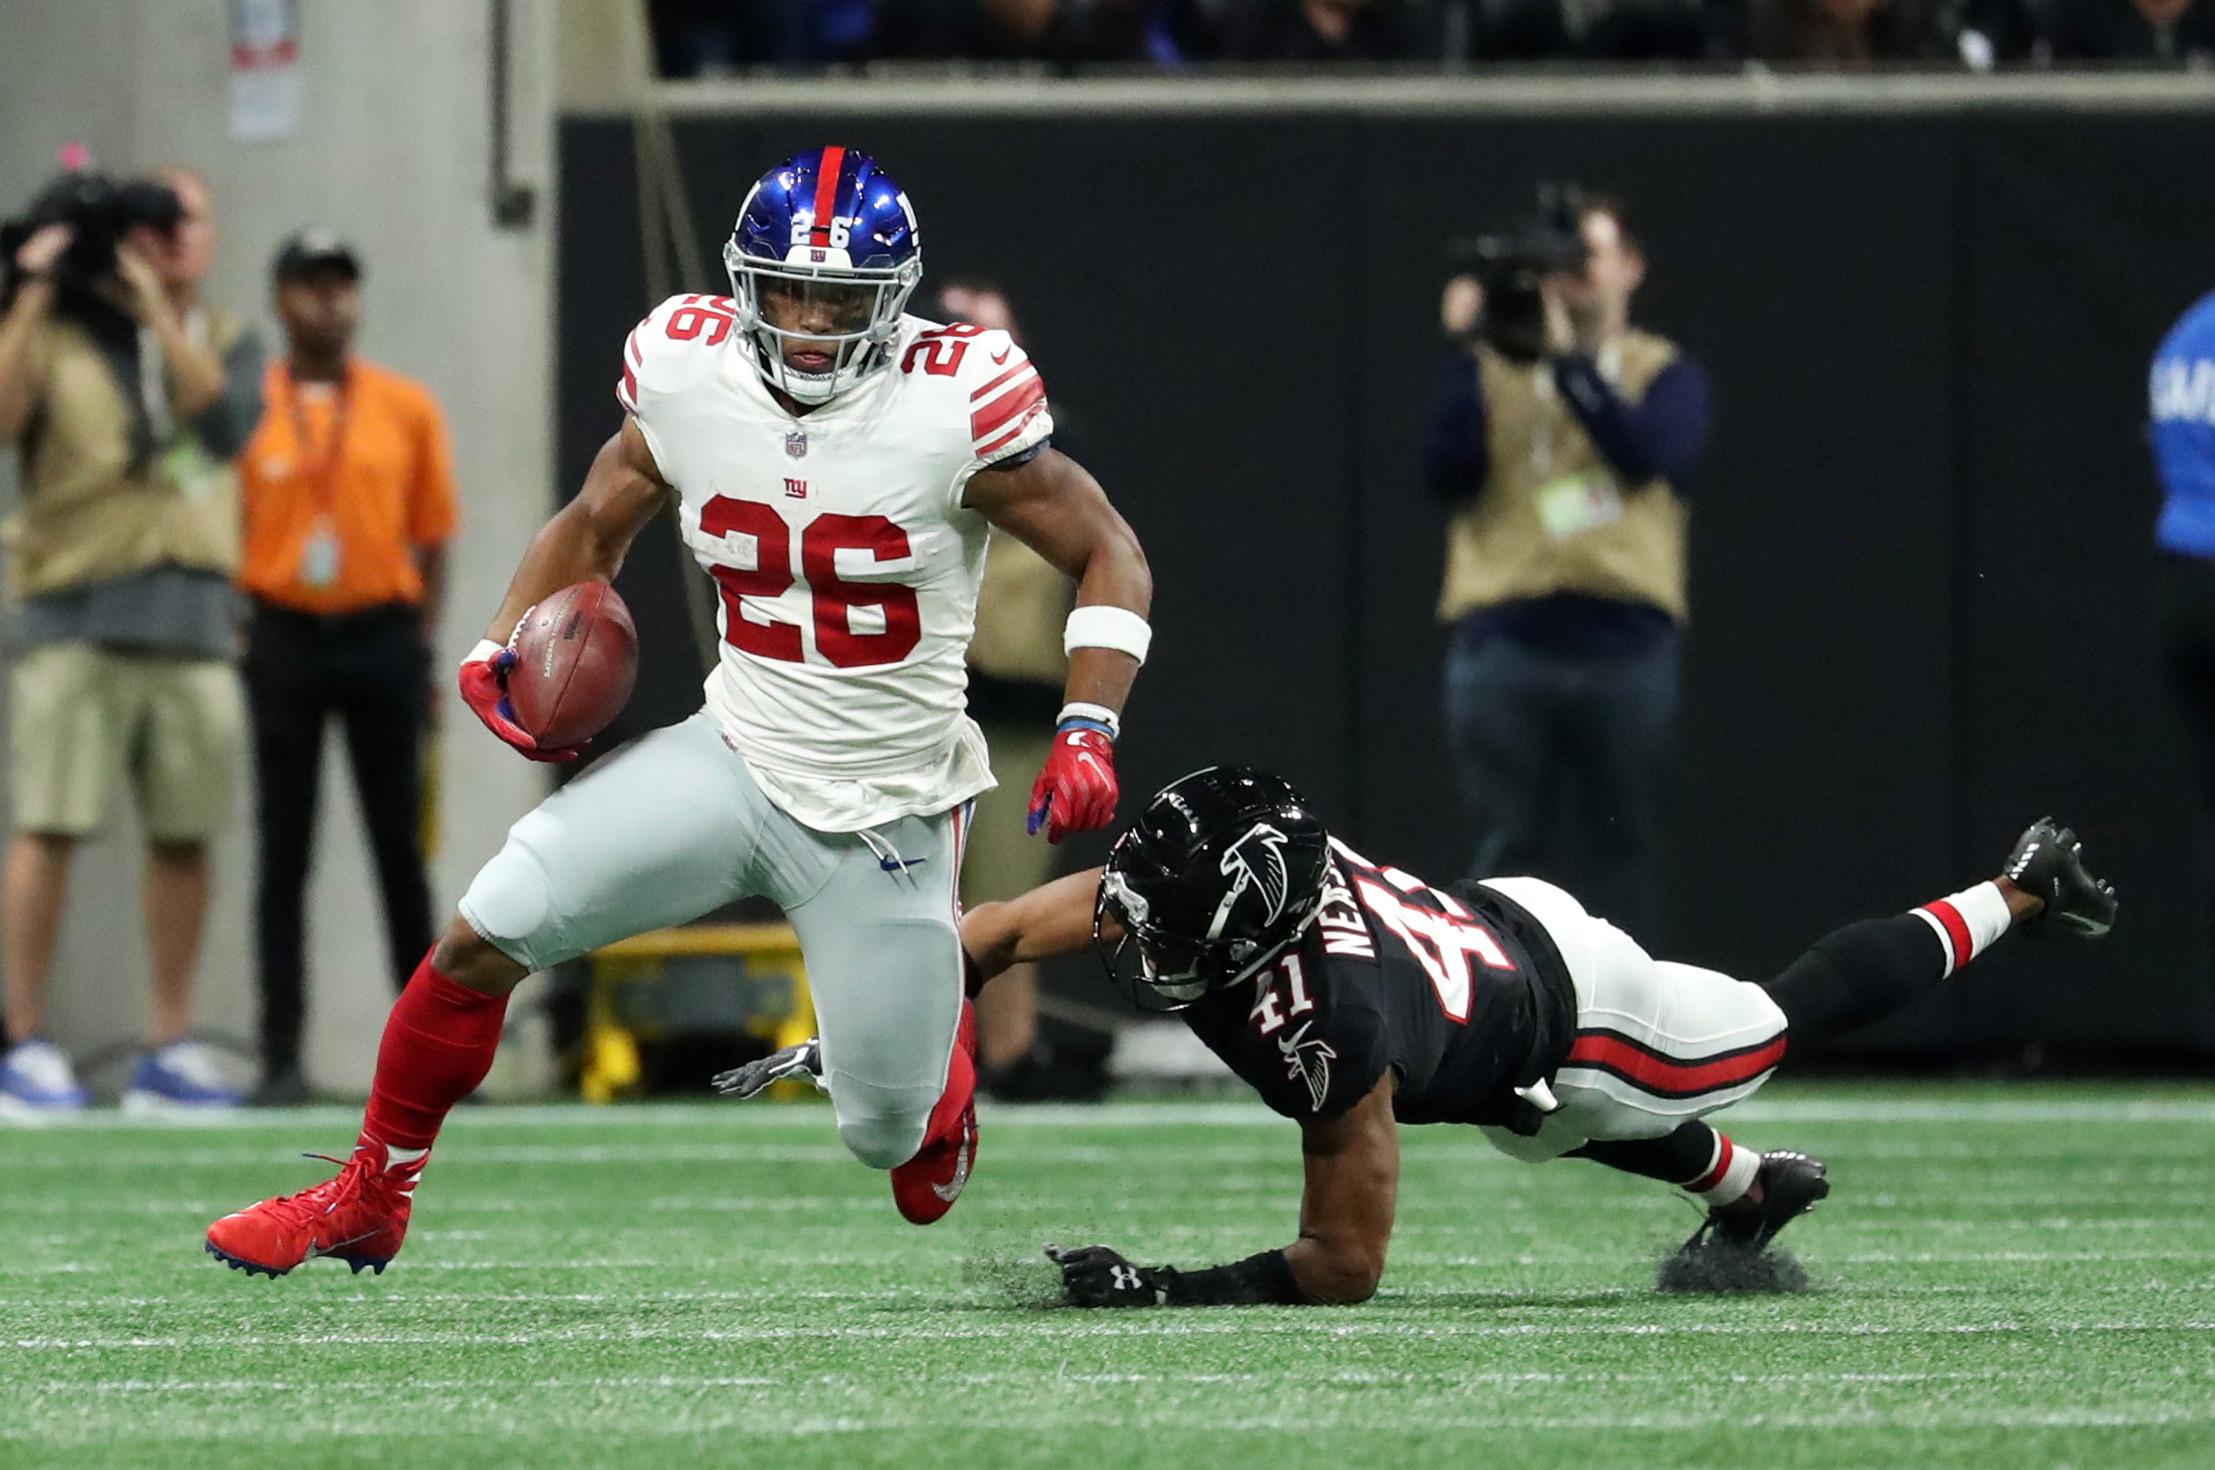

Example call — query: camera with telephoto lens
[1447,181,1590,363]
[0,170,183,316]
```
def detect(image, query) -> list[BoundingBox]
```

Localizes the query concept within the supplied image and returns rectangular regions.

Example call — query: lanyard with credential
[286,364,352,589]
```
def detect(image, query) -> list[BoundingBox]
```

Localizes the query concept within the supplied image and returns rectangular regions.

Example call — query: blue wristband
[1056,716,1116,741]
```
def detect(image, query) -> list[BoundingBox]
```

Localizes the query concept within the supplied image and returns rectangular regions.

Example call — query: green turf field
[6,1082,2214,1469]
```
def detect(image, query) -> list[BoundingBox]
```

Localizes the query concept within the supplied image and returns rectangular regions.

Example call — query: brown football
[507,581,639,747]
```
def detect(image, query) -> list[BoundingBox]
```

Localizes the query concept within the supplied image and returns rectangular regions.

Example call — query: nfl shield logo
[785,430,808,459]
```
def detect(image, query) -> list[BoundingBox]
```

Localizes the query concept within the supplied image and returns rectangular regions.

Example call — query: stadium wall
[0,0,560,1092]
[556,82,2215,1064]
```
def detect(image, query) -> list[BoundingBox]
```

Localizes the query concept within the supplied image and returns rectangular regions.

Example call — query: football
[506,580,639,747]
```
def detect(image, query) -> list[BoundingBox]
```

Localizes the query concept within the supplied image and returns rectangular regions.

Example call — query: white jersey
[616,295,1055,833]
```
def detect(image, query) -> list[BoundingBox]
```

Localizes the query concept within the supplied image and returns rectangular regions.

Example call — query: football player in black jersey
[721,767,2116,1307]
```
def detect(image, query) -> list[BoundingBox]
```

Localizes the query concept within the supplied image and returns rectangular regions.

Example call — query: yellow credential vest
[1437,330,1689,626]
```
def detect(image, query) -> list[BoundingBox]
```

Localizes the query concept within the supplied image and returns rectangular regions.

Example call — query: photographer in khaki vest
[1425,189,1710,940]
[0,166,262,1116]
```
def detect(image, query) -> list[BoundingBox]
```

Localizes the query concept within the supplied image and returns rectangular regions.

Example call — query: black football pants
[1443,623,1681,941]
[246,601,435,1076]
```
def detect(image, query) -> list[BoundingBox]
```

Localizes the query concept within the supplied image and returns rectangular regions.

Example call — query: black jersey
[1181,838,1576,1128]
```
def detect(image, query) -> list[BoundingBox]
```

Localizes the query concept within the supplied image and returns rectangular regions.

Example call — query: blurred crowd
[651,0,2215,72]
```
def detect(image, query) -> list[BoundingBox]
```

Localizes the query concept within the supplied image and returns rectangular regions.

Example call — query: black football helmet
[1094,767,1333,1010]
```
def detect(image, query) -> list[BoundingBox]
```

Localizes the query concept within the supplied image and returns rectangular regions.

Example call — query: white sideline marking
[5,1367,2087,1396]
[16,1407,2212,1443]
[20,1095,2215,1134]
[13,1319,2214,1351]
[11,1246,2215,1281]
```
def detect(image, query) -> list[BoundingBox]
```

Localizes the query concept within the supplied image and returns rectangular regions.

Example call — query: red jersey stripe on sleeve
[970,373,1045,446]
[968,358,1033,403]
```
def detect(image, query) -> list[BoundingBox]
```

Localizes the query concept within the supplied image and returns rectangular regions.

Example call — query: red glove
[458,638,583,763]
[1027,723,1118,844]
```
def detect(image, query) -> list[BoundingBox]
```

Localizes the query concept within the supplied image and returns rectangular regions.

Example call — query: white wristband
[1057,701,1121,738]
[464,638,504,668]
[1064,605,1151,664]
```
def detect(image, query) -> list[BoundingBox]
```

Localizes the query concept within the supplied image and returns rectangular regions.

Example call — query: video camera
[0,170,183,316]
[1447,182,1590,362]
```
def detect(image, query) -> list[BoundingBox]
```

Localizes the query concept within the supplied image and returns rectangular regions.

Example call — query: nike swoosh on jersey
[990,346,1013,365]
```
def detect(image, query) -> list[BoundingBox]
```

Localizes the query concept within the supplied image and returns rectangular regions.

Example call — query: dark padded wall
[1953,114,2215,1054]
[557,104,2215,1061]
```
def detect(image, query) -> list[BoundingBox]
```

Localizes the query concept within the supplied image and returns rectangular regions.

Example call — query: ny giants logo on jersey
[784,477,808,499]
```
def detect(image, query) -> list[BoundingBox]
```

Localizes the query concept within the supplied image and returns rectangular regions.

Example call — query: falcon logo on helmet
[722,145,923,406]
[1094,768,1334,1012]
[1212,823,1293,939]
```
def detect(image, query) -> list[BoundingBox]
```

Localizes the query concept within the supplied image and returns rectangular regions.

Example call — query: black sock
[1760,913,1948,1042]
[1568,1121,1759,1203]
[1568,1122,1717,1183]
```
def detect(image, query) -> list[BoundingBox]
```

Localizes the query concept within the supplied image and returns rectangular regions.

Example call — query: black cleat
[1681,1150,1831,1256]
[2003,817,2117,938]
[1661,1151,1829,1294]
[712,1039,823,1100]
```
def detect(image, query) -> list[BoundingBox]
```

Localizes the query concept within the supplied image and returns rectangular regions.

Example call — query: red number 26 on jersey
[697,497,921,669]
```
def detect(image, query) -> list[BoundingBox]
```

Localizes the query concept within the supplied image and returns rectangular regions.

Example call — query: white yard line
[8,1367,2086,1396]
[21,1095,2215,1134]
[10,1404,2215,1442]
[12,1318,2214,1351]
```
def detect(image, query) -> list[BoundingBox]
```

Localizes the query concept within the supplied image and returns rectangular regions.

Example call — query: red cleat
[204,1135,424,1277]
[889,1000,979,1226]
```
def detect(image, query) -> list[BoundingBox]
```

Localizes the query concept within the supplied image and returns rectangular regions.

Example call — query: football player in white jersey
[206,148,1153,1278]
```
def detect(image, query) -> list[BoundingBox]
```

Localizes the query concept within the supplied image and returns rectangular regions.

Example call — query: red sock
[360,953,509,1152]
[913,1043,976,1157]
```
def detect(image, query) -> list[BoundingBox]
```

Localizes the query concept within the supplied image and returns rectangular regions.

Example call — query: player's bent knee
[837,1112,931,1171]
[431,914,529,995]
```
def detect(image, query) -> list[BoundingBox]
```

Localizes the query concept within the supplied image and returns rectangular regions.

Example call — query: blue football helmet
[724,146,922,405]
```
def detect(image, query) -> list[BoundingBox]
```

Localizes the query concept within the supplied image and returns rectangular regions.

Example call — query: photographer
[1424,189,1710,940]
[0,167,261,1116]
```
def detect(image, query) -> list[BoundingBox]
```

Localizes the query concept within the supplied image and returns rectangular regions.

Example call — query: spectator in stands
[1750,0,1951,64]
[236,231,460,1105]
[1222,0,1417,60]
[1954,0,2043,67]
[649,0,877,73]
[2049,0,2215,61]
[1580,0,1723,59]
[875,0,1207,62]
[0,166,259,1116]
[1424,191,1709,942]
[1463,0,1718,61]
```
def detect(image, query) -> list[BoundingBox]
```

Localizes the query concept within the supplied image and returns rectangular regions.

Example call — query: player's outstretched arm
[1047,1074,1401,1308]
[456,419,671,761]
[1287,1075,1401,1303]
[480,418,670,644]
[965,448,1153,843]
[961,867,1109,982]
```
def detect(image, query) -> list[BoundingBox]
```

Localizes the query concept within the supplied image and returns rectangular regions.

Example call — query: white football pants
[458,710,969,1170]
[1477,876,1789,1164]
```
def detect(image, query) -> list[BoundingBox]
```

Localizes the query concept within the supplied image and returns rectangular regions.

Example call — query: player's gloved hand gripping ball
[459,582,638,763]
[1028,711,1118,844]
